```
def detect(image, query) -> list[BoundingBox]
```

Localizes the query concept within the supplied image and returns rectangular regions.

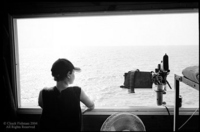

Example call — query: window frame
[10,8,199,114]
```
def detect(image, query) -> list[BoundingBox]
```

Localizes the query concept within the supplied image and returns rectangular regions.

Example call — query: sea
[18,45,199,108]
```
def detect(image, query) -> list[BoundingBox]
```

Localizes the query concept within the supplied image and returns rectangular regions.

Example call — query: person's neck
[56,81,68,92]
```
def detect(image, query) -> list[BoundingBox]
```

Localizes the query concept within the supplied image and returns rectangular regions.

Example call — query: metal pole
[174,74,180,131]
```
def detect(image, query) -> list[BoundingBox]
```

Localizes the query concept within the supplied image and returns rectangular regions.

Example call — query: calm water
[19,45,199,108]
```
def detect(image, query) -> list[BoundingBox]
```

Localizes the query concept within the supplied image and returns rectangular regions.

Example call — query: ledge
[17,106,199,115]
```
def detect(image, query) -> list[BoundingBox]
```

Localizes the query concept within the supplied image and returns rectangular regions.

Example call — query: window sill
[17,106,199,115]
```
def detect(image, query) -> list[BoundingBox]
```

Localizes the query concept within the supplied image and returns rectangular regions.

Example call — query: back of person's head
[51,58,80,81]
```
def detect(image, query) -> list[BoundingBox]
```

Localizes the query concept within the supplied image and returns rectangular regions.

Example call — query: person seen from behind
[38,58,94,131]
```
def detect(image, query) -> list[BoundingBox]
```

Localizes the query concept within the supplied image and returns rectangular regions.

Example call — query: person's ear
[67,71,71,78]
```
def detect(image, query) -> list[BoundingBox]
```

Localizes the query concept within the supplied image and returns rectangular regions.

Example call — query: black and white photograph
[3,2,199,131]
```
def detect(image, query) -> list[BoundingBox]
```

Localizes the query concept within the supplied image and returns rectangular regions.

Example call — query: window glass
[15,12,199,108]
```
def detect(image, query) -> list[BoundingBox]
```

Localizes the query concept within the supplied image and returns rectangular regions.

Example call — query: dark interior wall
[83,114,199,131]
[16,114,199,131]
[3,1,17,123]
[3,2,199,16]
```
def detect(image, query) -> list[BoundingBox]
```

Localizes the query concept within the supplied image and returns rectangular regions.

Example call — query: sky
[16,12,199,48]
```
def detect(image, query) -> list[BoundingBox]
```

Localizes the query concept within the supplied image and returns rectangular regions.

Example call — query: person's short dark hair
[51,58,80,81]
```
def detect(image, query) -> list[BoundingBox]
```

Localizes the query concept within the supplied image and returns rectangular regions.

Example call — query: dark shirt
[39,86,82,131]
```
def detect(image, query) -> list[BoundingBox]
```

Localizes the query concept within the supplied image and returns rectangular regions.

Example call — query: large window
[14,11,199,108]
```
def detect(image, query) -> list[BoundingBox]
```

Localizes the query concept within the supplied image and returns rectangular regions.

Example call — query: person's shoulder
[67,86,81,90]
[73,86,81,90]
[70,86,81,94]
[41,86,55,92]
